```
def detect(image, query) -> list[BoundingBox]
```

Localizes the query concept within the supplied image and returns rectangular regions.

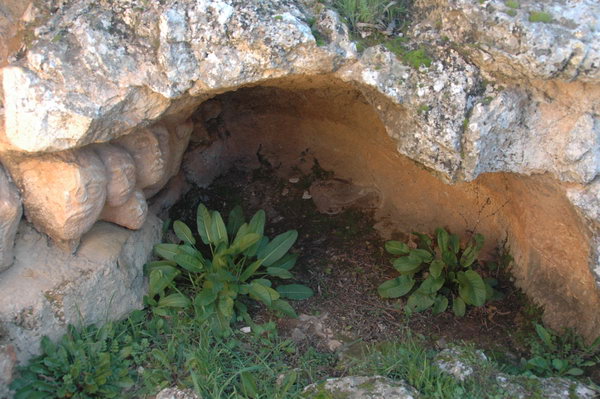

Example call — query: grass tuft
[528,11,552,23]
[333,0,412,32]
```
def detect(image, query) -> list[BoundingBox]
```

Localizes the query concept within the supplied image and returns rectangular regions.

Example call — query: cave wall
[206,77,599,338]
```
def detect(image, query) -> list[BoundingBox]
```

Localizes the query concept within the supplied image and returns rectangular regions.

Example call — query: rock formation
[0,0,599,392]
[0,165,21,271]
[6,148,108,251]
[93,143,137,207]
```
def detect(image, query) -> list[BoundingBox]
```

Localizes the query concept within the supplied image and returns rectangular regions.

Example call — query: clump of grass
[528,11,552,23]
[334,0,412,33]
[505,1,519,9]
[345,337,507,398]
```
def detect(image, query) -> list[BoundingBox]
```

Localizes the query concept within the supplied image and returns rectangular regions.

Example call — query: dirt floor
[169,158,549,372]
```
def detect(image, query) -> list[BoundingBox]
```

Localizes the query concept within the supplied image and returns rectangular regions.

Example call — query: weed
[462,117,470,130]
[529,11,552,23]
[505,1,519,9]
[378,228,502,316]
[523,324,600,377]
[506,9,517,17]
[307,17,327,46]
[11,323,136,398]
[149,204,313,336]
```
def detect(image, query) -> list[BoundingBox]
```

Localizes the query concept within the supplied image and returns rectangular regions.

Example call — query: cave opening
[159,74,597,340]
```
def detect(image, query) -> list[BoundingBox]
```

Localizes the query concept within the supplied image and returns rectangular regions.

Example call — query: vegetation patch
[10,163,600,398]
[383,38,432,69]
[148,204,313,337]
[529,11,553,23]
[333,0,412,33]
[378,228,502,316]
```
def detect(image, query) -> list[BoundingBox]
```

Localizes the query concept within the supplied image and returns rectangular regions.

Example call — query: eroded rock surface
[6,148,107,251]
[100,189,148,230]
[93,143,137,207]
[309,179,381,215]
[0,165,21,271]
[0,215,162,395]
[303,376,419,399]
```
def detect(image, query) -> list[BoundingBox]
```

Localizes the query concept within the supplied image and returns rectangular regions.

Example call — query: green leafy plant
[524,323,600,377]
[377,228,501,316]
[10,323,135,398]
[147,204,313,336]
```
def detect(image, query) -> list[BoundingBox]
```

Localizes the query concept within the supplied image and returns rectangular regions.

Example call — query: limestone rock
[463,90,600,184]
[434,0,600,82]
[303,376,419,399]
[93,143,137,207]
[114,126,170,191]
[148,172,190,219]
[495,373,598,399]
[100,189,148,230]
[309,179,381,215]
[336,45,481,180]
[144,120,194,198]
[6,148,107,250]
[156,387,201,399]
[567,178,600,224]
[435,346,598,398]
[0,214,161,394]
[183,140,228,188]
[1,0,349,153]
[434,347,487,381]
[0,164,21,271]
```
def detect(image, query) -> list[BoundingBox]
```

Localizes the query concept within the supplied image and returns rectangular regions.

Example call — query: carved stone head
[93,143,136,207]
[10,148,107,246]
[114,126,170,190]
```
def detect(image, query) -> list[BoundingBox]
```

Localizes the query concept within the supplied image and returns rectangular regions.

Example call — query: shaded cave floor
[168,157,547,373]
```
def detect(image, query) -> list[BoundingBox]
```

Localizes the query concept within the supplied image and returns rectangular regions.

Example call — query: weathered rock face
[93,143,137,208]
[0,0,599,383]
[6,148,108,250]
[0,215,162,396]
[0,165,21,271]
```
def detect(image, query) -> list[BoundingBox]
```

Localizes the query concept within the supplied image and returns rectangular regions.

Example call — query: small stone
[303,376,418,399]
[281,188,289,196]
[156,387,201,399]
[288,177,300,183]
[302,191,312,200]
[240,326,251,333]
